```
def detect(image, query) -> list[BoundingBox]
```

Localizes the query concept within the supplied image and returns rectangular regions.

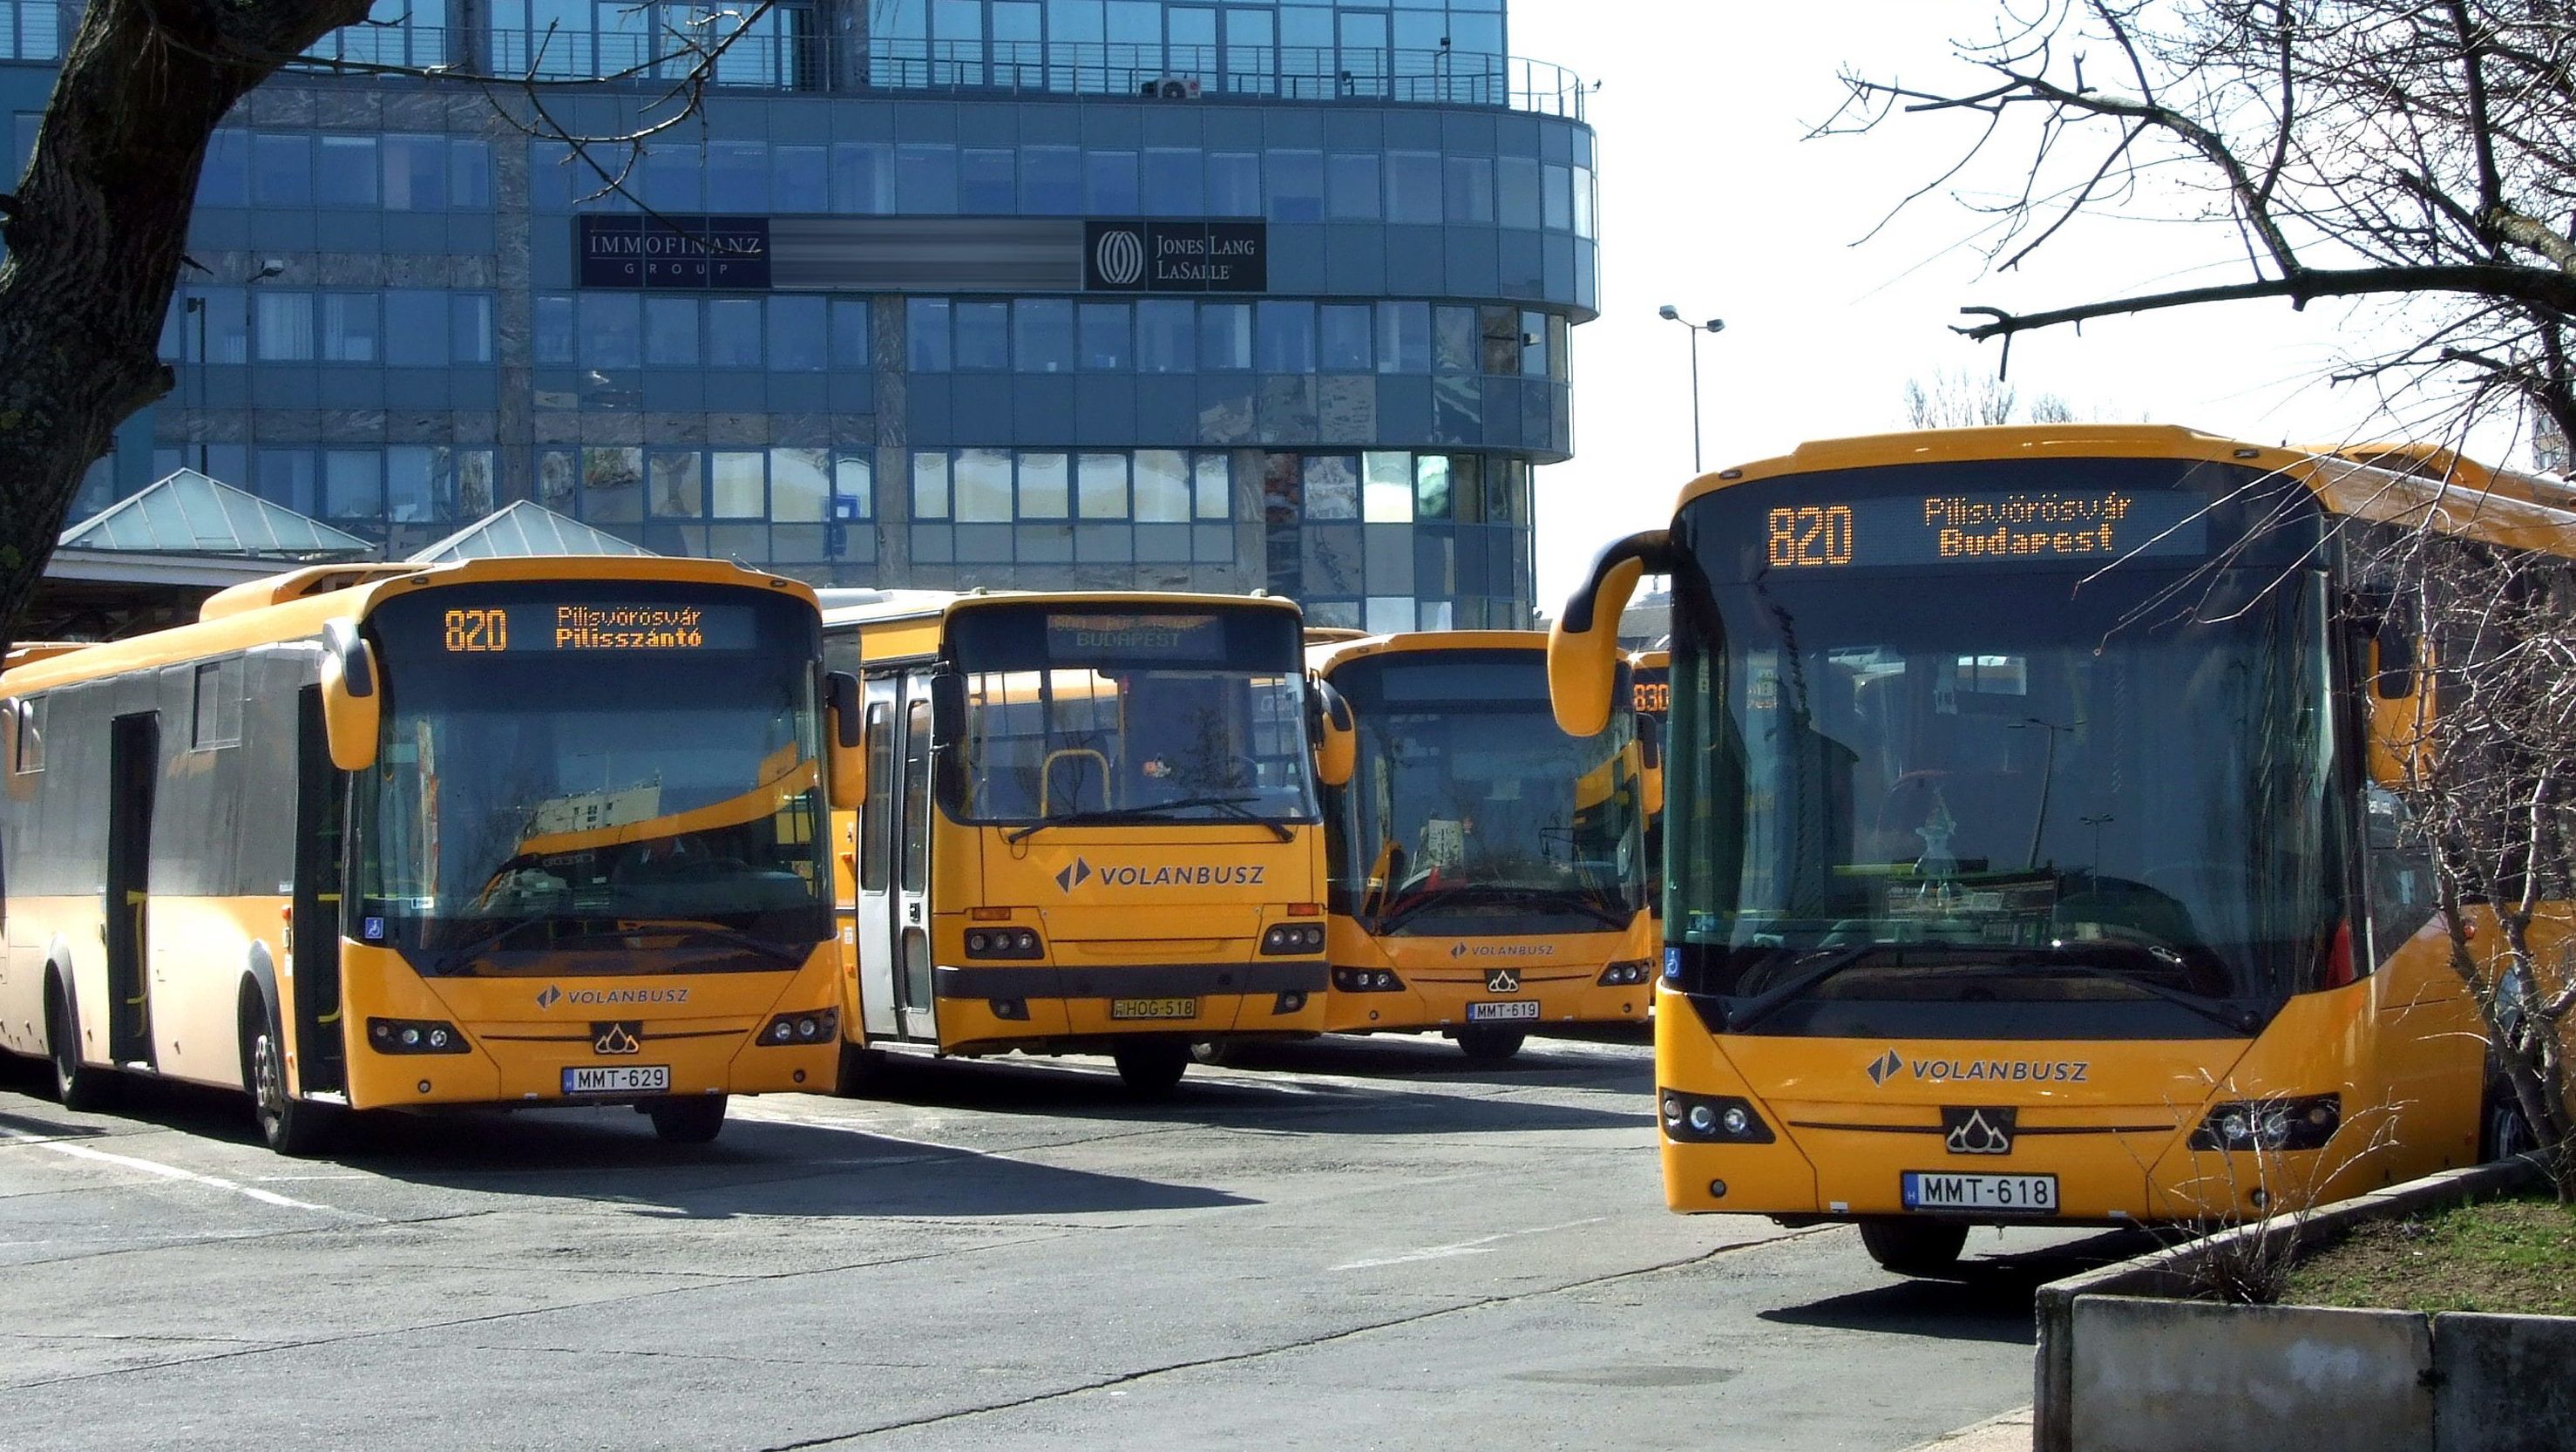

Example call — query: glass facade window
[1085,149,1140,213]
[646,296,699,367]
[1024,146,1081,213]
[1266,149,1323,221]
[1326,152,1380,221]
[768,295,827,371]
[584,447,643,522]
[324,450,383,519]
[1014,298,1074,373]
[908,297,952,372]
[1138,299,1193,373]
[954,301,1009,370]
[961,146,1017,211]
[1256,300,1315,374]
[1134,450,1189,522]
[316,136,378,207]
[956,447,1013,521]
[1199,302,1251,371]
[834,141,894,213]
[533,294,573,365]
[898,143,959,211]
[1078,302,1129,370]
[772,447,832,522]
[713,451,766,516]
[708,298,763,368]
[451,295,494,364]
[251,134,311,206]
[1142,147,1202,215]
[650,451,703,517]
[774,144,828,209]
[580,292,642,370]
[1020,451,1069,517]
[1207,151,1260,216]
[381,134,445,209]
[913,451,951,517]
[1320,303,1372,372]
[1385,151,1441,224]
[1078,451,1128,519]
[1444,155,1495,225]
[1362,451,1413,522]
[1498,155,1541,228]
[1376,301,1429,374]
[321,293,379,363]
[255,290,315,362]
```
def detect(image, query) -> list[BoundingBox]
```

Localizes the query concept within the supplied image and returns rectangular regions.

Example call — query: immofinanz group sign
[573,215,1267,294]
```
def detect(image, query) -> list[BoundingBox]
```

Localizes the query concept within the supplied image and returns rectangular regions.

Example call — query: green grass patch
[2285,1195,2576,1316]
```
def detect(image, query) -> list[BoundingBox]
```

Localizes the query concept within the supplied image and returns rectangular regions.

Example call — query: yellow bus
[1630,648,1671,947]
[1310,630,1657,1061]
[818,590,1344,1095]
[1551,424,2535,1272]
[0,557,858,1152]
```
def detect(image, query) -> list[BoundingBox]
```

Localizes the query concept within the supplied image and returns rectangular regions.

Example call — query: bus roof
[1,555,816,697]
[817,588,1304,633]
[1670,424,2576,560]
[1306,628,1546,674]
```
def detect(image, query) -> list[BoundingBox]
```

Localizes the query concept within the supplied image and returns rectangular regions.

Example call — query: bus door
[104,711,158,1068]
[290,687,347,1095]
[854,673,902,1039]
[892,668,939,1040]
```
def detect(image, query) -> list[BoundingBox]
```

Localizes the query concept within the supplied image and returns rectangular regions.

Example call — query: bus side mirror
[1551,530,1671,736]
[1637,715,1664,818]
[824,669,864,811]
[317,620,381,772]
[928,669,966,749]
[1311,677,1355,788]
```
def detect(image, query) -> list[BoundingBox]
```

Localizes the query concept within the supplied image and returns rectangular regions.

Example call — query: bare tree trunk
[0,0,371,657]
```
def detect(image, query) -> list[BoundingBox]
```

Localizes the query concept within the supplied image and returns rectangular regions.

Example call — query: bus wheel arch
[43,960,114,1111]
[237,974,334,1156]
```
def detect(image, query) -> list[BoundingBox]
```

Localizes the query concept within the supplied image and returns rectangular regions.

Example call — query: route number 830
[1766,505,1855,568]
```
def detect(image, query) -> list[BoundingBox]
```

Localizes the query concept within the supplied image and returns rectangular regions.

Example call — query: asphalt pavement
[0,1033,2137,1450]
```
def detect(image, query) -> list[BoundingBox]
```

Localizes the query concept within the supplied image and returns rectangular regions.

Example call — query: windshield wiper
[1724,940,1976,1033]
[1994,955,2261,1034]
[1007,795,1291,843]
[420,917,809,967]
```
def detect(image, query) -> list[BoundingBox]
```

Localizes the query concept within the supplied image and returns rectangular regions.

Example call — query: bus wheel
[2481,1079,2537,1163]
[44,974,115,1112]
[1857,1218,1969,1276]
[240,991,335,1156]
[1113,1043,1190,1096]
[1189,1041,1234,1067]
[1454,1028,1527,1062]
[648,1095,728,1144]
[834,1042,887,1097]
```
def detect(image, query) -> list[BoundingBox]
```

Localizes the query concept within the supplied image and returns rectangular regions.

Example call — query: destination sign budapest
[1762,489,2211,570]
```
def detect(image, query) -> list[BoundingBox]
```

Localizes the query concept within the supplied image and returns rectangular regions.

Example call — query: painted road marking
[1333,1217,1610,1271]
[0,1128,373,1218]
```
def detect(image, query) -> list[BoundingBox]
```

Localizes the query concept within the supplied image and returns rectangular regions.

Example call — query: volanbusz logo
[1866,1048,1902,1086]
[1055,857,1094,893]
[1942,1106,2017,1155]
[535,984,564,1010]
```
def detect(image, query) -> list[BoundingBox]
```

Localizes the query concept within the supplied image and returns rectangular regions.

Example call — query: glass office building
[3,0,1596,629]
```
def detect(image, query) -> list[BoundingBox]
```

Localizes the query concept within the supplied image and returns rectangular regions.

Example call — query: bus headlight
[1597,960,1653,986]
[965,927,1044,960]
[1659,1088,1774,1144]
[1331,967,1405,993]
[368,1018,471,1055]
[1261,923,1326,955]
[2188,1094,2341,1150]
[759,1008,839,1047]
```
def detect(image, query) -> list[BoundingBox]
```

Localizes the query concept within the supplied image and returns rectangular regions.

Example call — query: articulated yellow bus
[1552,424,2538,1272]
[0,558,858,1152]
[818,590,1342,1094]
[1310,630,1656,1061]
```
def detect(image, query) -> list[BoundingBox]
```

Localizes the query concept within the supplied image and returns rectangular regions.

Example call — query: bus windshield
[1334,649,1644,935]
[1664,550,2347,1037]
[354,584,832,972]
[946,604,1318,827]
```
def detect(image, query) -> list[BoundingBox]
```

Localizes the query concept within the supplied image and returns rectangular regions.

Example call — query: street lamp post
[245,259,284,495]
[1657,303,1725,474]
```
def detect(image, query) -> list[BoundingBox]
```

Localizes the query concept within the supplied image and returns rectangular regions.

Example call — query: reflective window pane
[908,297,952,372]
[1193,453,1230,520]
[1256,301,1315,374]
[1019,451,1069,518]
[1199,302,1251,370]
[1363,451,1414,522]
[954,301,1008,370]
[913,450,952,518]
[1320,304,1372,371]
[1077,451,1129,519]
[768,295,827,371]
[649,451,703,518]
[712,450,766,517]
[1135,450,1190,521]
[955,447,1013,522]
[707,298,763,368]
[771,447,832,523]
[1078,302,1129,370]
[1014,298,1074,373]
[1137,299,1194,373]
[646,296,698,367]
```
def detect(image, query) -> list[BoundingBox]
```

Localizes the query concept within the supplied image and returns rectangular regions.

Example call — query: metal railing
[287,26,1588,121]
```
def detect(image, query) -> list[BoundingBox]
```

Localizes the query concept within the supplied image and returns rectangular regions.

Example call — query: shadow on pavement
[1190,1030,1654,1089]
[1759,1228,2155,1346]
[845,1045,1657,1136]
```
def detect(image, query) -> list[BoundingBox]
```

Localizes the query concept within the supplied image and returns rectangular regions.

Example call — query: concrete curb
[1903,1404,2032,1451]
[2030,1156,2546,1452]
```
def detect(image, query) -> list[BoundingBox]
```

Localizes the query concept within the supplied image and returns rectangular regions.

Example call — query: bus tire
[44,970,115,1112]
[2480,1077,2537,1163]
[240,986,336,1157]
[1113,1042,1190,1096]
[1857,1218,1969,1276]
[1454,1027,1526,1062]
[648,1094,728,1143]
[834,1042,888,1097]
[1189,1040,1234,1067]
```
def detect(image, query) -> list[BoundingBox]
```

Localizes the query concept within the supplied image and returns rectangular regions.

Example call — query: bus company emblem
[1485,968,1521,994]
[1055,857,1095,893]
[1866,1048,1903,1086]
[1056,858,1267,892]
[535,984,564,1010]
[593,1022,642,1055]
[1942,1106,2017,1156]
[1864,1048,2087,1086]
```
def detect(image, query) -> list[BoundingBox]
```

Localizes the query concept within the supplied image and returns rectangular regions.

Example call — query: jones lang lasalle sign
[1083,221,1267,293]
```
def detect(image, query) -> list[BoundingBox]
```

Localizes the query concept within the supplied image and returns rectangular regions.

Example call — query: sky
[1506,1,2506,609]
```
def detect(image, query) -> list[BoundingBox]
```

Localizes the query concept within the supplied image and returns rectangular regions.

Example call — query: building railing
[284,26,1588,121]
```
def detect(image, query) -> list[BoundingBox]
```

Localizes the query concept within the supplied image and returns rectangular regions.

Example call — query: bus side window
[858,701,892,892]
[2364,783,2437,967]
